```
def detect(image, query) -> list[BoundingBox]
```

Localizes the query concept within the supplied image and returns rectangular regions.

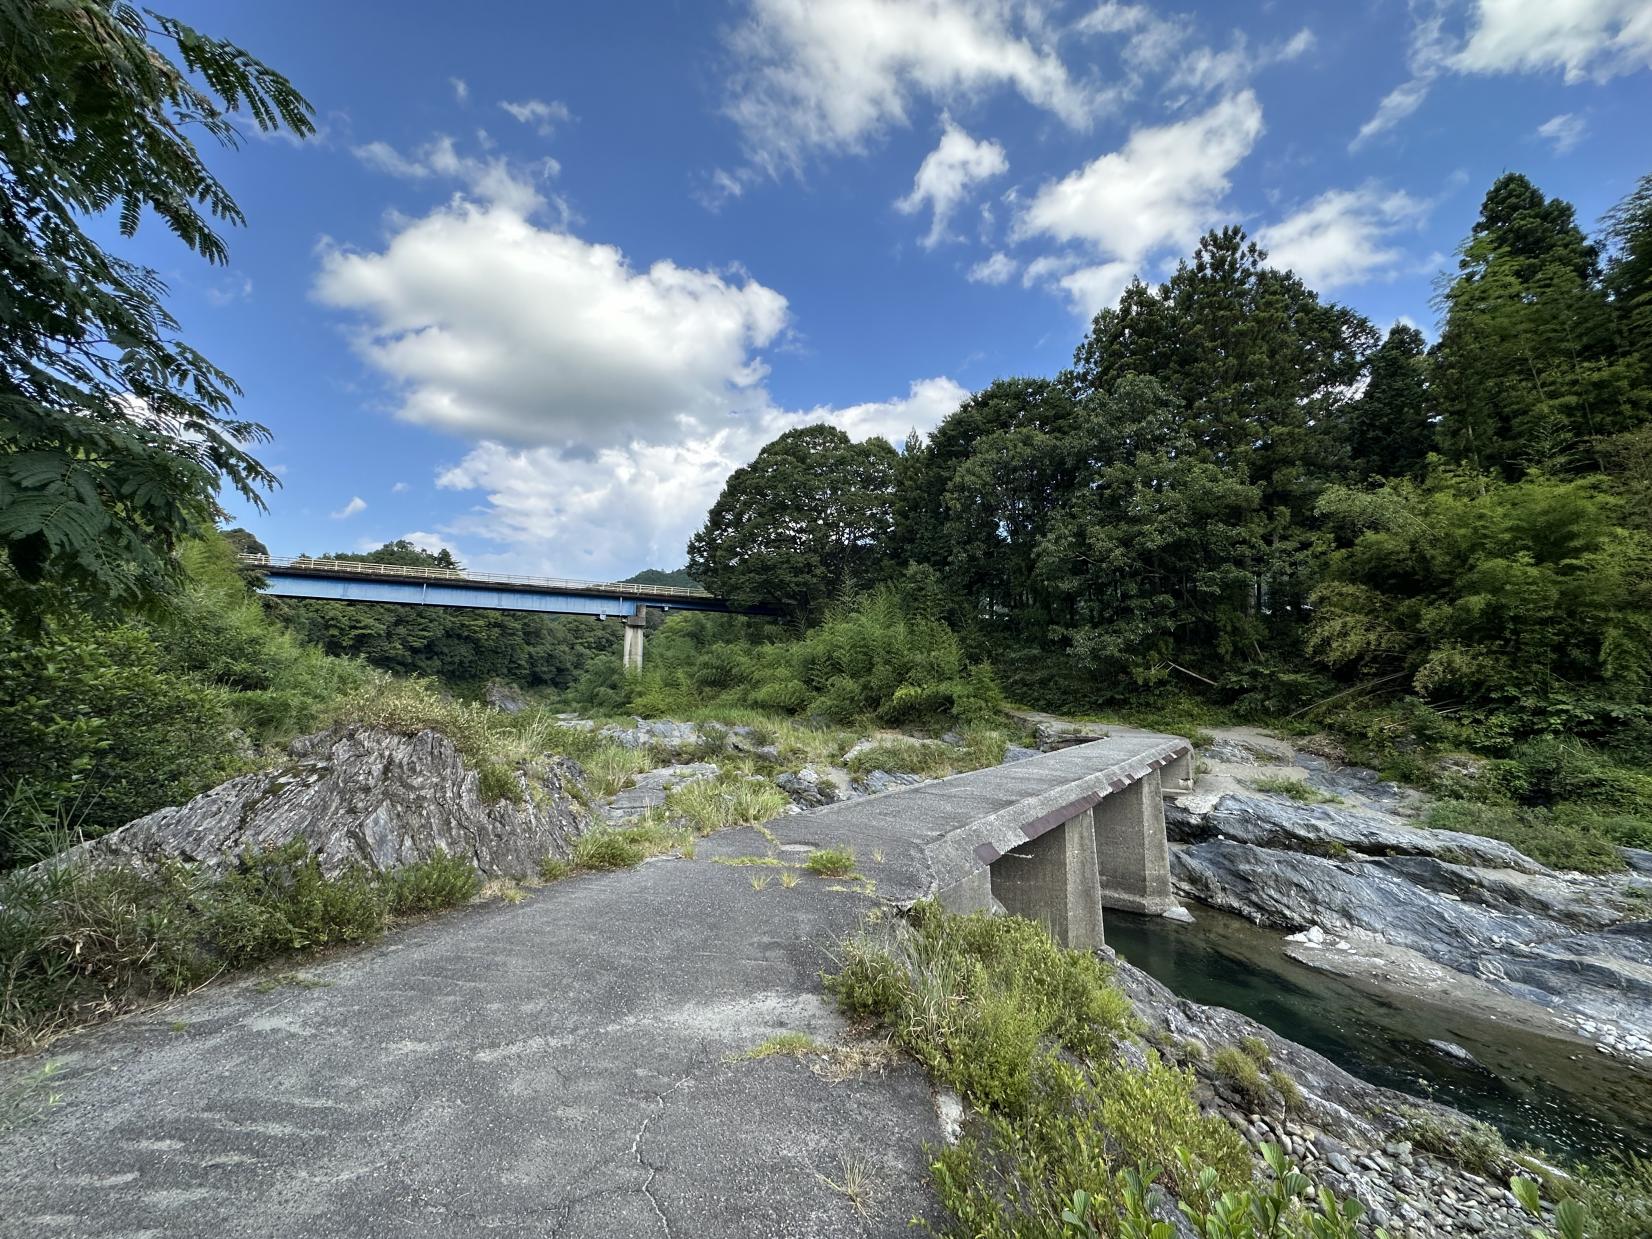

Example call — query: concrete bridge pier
[622,607,648,673]
[1094,768,1176,914]
[989,808,1104,950]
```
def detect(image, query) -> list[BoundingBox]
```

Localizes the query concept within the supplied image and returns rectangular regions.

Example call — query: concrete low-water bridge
[241,554,772,671]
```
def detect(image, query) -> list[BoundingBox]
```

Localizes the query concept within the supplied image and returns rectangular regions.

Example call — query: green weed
[805,848,857,878]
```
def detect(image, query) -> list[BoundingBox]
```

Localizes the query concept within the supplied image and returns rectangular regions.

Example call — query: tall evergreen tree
[1432,174,1635,475]
[1347,324,1432,479]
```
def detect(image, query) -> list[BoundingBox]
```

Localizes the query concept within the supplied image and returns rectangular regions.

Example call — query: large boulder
[53,727,589,879]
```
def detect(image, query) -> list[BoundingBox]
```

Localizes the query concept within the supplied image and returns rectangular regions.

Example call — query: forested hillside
[687,172,1652,743]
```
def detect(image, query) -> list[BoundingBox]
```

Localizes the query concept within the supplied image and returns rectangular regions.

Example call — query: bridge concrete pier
[1094,767,1176,915]
[622,608,648,673]
[989,806,1104,950]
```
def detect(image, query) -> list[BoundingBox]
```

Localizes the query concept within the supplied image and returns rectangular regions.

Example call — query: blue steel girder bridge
[240,554,768,671]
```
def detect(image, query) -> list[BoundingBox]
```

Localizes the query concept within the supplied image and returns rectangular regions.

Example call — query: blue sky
[125,0,1651,578]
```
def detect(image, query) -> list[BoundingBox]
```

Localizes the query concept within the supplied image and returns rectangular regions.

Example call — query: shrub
[571,829,647,871]
[844,738,956,779]
[1247,775,1340,804]
[839,905,1244,1238]
[385,853,479,915]
[805,848,858,879]
[538,856,572,881]
[0,843,493,1051]
[1269,1069,1306,1114]
[665,774,788,833]
[206,843,386,967]
[1575,1155,1652,1239]
[1397,1106,1512,1178]
[1425,800,1626,873]
[1211,1046,1270,1111]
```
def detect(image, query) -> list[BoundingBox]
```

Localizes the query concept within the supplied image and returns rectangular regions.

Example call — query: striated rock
[1366,854,1629,930]
[852,769,925,796]
[53,727,588,879]
[604,762,718,821]
[774,766,840,810]
[1172,840,1652,1044]
[1188,794,1544,873]
[483,679,527,715]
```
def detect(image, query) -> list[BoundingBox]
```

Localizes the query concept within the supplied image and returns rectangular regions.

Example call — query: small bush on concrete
[665,773,788,833]
[1248,775,1340,804]
[571,829,647,871]
[804,847,858,879]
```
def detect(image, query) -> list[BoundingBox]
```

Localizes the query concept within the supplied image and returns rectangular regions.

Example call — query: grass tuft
[805,847,857,878]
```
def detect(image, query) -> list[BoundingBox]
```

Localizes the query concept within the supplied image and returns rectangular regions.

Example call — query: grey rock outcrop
[1186,794,1543,873]
[604,762,719,820]
[54,727,588,879]
[774,766,840,809]
[1172,840,1652,1051]
[484,679,527,715]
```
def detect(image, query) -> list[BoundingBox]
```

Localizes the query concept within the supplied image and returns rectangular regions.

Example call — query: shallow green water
[1104,907,1652,1163]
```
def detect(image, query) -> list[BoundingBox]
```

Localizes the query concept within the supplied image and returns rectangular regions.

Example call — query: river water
[1104,908,1652,1164]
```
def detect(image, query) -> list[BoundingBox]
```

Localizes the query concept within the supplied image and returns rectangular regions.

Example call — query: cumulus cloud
[895,117,1008,247]
[1537,112,1588,153]
[1257,185,1429,290]
[332,496,367,520]
[450,77,469,104]
[315,198,789,450]
[968,252,1017,284]
[500,98,573,135]
[391,481,411,494]
[434,378,968,579]
[1013,91,1263,312]
[321,130,967,577]
[724,0,1095,173]
[1455,0,1652,81]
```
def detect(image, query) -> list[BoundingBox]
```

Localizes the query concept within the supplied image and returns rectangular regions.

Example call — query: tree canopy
[687,424,897,623]
[0,0,312,613]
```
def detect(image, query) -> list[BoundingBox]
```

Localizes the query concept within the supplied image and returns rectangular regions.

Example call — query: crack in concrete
[630,1071,694,1237]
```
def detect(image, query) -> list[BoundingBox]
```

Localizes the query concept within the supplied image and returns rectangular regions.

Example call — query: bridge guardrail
[237,554,715,600]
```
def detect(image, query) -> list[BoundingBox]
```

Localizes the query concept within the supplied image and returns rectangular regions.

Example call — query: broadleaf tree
[0,0,313,613]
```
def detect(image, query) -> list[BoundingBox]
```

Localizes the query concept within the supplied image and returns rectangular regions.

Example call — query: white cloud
[391,481,411,494]
[1350,6,1453,150]
[316,201,790,450]
[400,530,463,559]
[1016,90,1264,265]
[434,378,967,578]
[895,117,1008,248]
[1455,0,1652,82]
[1536,112,1588,153]
[1056,261,1136,317]
[500,98,573,135]
[451,77,469,104]
[1257,185,1429,290]
[1165,28,1316,102]
[332,496,367,520]
[350,134,557,214]
[968,251,1018,284]
[724,0,1095,173]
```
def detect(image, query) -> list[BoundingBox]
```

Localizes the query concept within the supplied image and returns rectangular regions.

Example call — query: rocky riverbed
[1167,733,1652,1063]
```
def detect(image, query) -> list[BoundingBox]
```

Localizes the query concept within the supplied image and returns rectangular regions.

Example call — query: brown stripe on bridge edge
[974,842,1002,865]
[1017,790,1104,843]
